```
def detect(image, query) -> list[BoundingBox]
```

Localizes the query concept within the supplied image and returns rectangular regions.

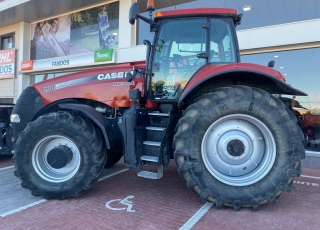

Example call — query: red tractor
[11,2,306,210]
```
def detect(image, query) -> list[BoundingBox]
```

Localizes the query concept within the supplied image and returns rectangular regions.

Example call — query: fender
[58,103,115,149]
[179,63,307,105]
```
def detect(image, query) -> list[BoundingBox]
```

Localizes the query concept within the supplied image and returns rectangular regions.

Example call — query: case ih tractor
[10,2,306,211]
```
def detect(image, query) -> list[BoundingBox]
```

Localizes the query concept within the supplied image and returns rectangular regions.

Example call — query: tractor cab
[129,2,242,102]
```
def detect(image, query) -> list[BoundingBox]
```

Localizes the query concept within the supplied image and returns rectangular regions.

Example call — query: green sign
[94,49,113,62]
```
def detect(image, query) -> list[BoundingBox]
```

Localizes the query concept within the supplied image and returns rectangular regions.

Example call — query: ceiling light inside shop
[284,74,287,75]
[242,5,252,11]
[280,67,284,68]
[113,33,118,35]
[274,55,278,58]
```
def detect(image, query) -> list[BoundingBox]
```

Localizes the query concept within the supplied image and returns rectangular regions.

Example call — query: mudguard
[58,103,115,149]
[179,63,307,105]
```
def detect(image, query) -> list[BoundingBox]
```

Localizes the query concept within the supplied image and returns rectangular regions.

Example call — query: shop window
[241,47,320,152]
[1,33,14,50]
[138,0,320,44]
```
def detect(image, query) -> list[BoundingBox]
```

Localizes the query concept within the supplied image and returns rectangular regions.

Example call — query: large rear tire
[12,112,106,199]
[173,86,305,211]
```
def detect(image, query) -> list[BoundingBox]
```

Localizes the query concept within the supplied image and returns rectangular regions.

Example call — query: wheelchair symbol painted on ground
[105,195,135,212]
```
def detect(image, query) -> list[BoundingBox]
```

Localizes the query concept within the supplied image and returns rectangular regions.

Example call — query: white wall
[0,23,20,101]
[237,19,320,54]
[118,0,137,48]
[17,21,31,100]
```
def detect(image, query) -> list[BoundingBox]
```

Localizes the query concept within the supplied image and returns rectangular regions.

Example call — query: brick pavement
[0,162,202,230]
[193,168,320,230]
[0,160,319,230]
[0,155,13,168]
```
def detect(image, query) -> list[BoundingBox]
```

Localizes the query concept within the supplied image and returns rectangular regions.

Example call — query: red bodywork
[32,60,287,109]
[32,62,146,108]
[180,63,286,101]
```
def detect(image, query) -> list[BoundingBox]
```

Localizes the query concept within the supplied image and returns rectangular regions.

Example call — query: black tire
[12,112,106,199]
[173,86,305,211]
[105,145,123,168]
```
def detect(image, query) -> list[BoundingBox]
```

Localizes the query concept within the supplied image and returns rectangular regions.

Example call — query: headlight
[10,114,20,123]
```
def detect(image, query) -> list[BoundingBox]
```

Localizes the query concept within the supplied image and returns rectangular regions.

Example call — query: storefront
[0,0,142,102]
[0,0,191,102]
[1,0,320,154]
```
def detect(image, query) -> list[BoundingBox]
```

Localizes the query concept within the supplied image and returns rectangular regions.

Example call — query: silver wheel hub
[201,114,276,186]
[32,135,81,183]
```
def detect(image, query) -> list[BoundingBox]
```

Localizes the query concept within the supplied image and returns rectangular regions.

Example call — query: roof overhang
[0,0,195,28]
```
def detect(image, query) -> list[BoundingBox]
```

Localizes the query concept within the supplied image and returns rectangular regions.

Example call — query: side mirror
[268,60,275,68]
[129,2,139,25]
[126,72,134,82]
[126,67,139,82]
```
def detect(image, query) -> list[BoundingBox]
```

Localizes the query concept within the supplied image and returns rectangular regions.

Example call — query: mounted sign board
[21,51,116,73]
[0,48,15,79]
[94,49,113,62]
[21,60,34,71]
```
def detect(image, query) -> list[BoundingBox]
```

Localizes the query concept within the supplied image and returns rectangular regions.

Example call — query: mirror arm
[136,15,155,25]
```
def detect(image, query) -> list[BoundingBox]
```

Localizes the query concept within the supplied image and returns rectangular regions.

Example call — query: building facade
[1,0,320,153]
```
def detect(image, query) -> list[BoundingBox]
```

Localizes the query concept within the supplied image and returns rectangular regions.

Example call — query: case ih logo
[97,72,127,80]
[21,60,34,71]
[0,48,15,79]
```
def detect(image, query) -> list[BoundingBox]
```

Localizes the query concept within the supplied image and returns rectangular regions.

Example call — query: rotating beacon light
[147,0,155,32]
[147,0,155,13]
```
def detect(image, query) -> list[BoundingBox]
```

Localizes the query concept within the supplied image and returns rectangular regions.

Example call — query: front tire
[174,86,305,211]
[12,112,106,199]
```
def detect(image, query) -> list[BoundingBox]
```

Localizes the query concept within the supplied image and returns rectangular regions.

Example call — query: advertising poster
[30,2,119,60]
[0,48,15,79]
[30,16,71,60]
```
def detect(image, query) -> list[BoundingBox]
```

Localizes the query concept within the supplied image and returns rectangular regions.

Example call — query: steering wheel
[173,54,184,68]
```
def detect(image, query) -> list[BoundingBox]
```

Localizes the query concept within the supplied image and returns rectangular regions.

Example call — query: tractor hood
[32,65,145,108]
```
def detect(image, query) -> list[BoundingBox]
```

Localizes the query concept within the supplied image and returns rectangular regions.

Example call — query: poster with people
[30,2,119,60]
[30,16,71,60]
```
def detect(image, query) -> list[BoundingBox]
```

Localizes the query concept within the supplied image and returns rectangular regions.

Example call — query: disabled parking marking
[105,195,135,212]
[293,180,319,187]
[0,166,14,171]
[0,168,129,217]
[98,169,129,182]
[179,202,213,230]
[0,199,46,217]
[301,175,320,180]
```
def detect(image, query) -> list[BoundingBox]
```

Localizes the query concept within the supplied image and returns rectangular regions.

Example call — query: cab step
[148,112,169,116]
[146,126,166,131]
[143,141,161,146]
[137,165,163,179]
[140,155,158,162]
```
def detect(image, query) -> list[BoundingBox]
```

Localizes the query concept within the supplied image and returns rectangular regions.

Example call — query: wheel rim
[201,114,276,186]
[32,135,81,183]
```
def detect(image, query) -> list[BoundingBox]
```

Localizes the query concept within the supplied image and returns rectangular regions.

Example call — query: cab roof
[154,8,238,21]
